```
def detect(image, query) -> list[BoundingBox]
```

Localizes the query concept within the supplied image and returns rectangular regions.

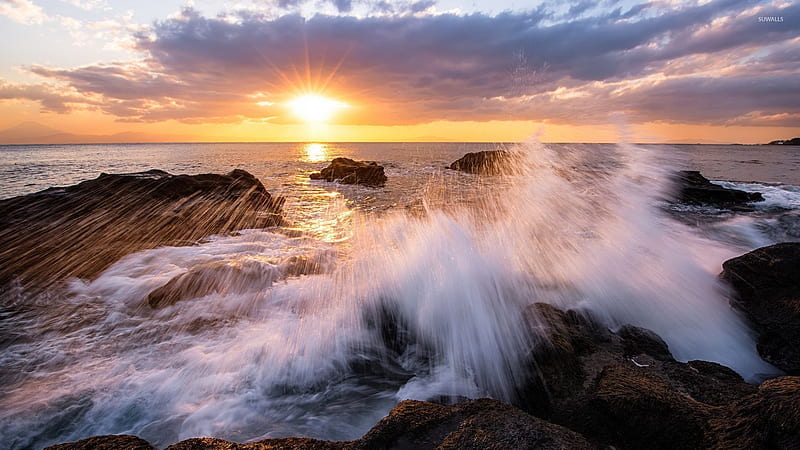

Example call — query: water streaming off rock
[1,142,797,448]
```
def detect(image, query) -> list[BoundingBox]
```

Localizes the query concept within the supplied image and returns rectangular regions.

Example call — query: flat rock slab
[673,170,763,206]
[0,169,283,287]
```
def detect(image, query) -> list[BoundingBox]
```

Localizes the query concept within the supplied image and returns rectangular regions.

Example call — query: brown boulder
[517,303,762,449]
[708,376,800,449]
[45,434,154,450]
[161,399,594,450]
[721,242,800,374]
[448,151,517,175]
[577,365,712,449]
[310,158,387,186]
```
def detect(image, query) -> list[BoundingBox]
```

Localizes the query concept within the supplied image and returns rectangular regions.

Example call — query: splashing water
[0,141,779,448]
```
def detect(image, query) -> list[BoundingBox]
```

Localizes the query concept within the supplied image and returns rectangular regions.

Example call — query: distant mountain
[0,121,183,144]
[0,121,65,143]
[767,137,800,145]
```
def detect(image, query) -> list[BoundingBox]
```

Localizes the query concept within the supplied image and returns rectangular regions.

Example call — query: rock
[310,158,387,186]
[147,260,277,308]
[708,376,800,449]
[146,255,327,309]
[165,437,340,449]
[448,150,517,175]
[355,398,596,449]
[577,365,711,449]
[517,303,761,449]
[45,434,154,450]
[673,170,763,206]
[0,169,283,288]
[721,242,800,374]
[161,399,595,449]
[617,325,673,361]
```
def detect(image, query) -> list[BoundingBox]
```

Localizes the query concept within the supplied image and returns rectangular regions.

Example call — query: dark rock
[577,364,711,450]
[617,325,673,361]
[721,242,800,374]
[165,437,341,449]
[147,260,277,308]
[708,376,800,449]
[518,303,762,449]
[0,169,283,288]
[661,360,757,407]
[45,434,154,450]
[146,255,326,309]
[354,398,595,449]
[673,170,763,206]
[310,158,387,186]
[154,399,596,449]
[448,150,517,175]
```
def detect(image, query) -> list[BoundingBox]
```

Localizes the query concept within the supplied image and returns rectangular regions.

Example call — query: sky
[0,0,798,143]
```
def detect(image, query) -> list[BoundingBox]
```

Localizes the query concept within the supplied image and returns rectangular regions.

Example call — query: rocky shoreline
[3,166,796,449]
[0,169,283,289]
[44,242,800,449]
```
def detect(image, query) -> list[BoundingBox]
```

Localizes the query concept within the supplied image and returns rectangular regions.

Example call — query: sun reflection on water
[303,143,328,162]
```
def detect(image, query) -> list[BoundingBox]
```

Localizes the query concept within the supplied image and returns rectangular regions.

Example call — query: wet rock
[310,158,387,186]
[721,242,800,374]
[708,376,800,449]
[617,324,673,361]
[577,364,711,450]
[518,303,762,449]
[673,170,763,206]
[143,399,596,449]
[166,437,341,449]
[147,253,330,308]
[448,150,517,175]
[146,260,277,308]
[45,434,154,450]
[355,398,595,449]
[660,360,757,407]
[0,169,283,288]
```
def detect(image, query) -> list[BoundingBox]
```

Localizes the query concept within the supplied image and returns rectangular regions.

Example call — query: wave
[0,141,780,448]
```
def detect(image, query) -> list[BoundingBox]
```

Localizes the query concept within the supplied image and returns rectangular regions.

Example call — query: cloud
[0,0,47,24]
[8,0,800,127]
[0,80,90,112]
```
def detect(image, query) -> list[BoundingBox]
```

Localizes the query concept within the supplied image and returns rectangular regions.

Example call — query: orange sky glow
[0,0,798,144]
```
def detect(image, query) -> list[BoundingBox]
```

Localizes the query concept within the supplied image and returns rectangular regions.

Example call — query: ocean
[1,141,799,448]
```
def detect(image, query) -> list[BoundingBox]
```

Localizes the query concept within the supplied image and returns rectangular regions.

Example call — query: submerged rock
[0,169,283,288]
[448,150,516,175]
[721,242,800,374]
[310,158,387,186]
[673,170,763,206]
[146,255,327,309]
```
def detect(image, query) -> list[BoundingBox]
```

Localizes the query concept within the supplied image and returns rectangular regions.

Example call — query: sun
[287,94,348,123]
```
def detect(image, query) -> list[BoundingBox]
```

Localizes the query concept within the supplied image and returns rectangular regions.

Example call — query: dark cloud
[10,0,800,127]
